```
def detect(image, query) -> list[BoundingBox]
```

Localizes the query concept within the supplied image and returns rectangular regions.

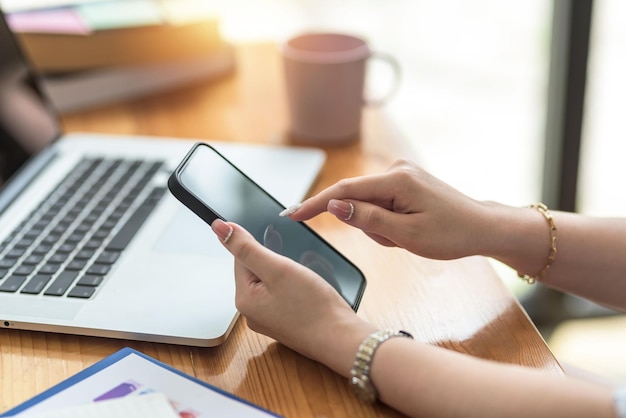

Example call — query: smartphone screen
[169,142,366,310]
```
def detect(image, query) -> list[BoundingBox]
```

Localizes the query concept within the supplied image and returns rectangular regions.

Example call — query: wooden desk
[0,43,562,417]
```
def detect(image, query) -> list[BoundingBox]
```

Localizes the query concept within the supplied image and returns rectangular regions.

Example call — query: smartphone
[168,142,366,311]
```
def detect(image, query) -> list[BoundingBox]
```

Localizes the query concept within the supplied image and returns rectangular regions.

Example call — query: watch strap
[350,329,413,403]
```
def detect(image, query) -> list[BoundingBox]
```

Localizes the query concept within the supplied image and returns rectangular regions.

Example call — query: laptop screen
[0,10,59,186]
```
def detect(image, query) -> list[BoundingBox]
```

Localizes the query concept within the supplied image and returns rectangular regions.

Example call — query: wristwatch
[350,329,413,403]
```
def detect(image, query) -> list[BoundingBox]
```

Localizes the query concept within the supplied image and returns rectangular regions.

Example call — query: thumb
[210,219,281,282]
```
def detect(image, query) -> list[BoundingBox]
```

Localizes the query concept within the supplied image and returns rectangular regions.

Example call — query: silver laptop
[0,11,325,346]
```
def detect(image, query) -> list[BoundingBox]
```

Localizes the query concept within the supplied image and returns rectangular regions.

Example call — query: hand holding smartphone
[168,142,366,310]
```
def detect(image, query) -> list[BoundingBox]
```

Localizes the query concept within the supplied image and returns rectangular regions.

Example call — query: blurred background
[4,0,626,384]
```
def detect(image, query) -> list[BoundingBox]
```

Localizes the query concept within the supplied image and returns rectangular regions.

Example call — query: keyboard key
[32,244,53,255]
[41,234,61,245]
[65,233,84,243]
[84,213,99,223]
[66,260,87,270]
[86,264,111,276]
[39,211,56,221]
[21,275,53,294]
[68,206,84,216]
[67,285,96,299]
[49,253,68,263]
[14,238,35,248]
[33,220,49,230]
[44,272,78,296]
[83,238,105,249]
[57,243,76,253]
[56,218,74,228]
[51,225,67,235]
[74,249,95,260]
[22,229,42,239]
[38,263,61,275]
[0,258,16,269]
[95,251,120,264]
[13,265,35,275]
[74,223,92,233]
[100,219,118,230]
[5,248,25,258]
[107,211,124,222]
[92,229,110,239]
[23,254,44,265]
[0,275,27,292]
[77,274,104,287]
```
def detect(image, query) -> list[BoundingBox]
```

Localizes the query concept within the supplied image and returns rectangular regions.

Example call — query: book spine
[42,46,235,113]
[17,19,224,72]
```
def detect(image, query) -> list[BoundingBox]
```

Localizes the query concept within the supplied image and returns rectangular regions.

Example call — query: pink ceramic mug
[282,32,399,144]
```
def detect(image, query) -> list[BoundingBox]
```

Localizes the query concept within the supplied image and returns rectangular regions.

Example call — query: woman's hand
[211,219,375,376]
[286,159,493,260]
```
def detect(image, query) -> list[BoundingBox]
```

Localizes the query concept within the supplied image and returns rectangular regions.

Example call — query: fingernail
[212,219,234,244]
[328,199,354,221]
[279,203,302,217]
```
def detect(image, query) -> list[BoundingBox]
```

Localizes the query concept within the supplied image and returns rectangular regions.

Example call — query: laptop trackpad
[1,298,82,321]
[153,208,228,257]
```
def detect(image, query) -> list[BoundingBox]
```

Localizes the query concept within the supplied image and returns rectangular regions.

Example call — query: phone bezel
[167,142,366,311]
[168,142,224,225]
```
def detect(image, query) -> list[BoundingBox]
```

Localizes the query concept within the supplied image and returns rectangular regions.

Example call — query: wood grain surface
[0,43,562,418]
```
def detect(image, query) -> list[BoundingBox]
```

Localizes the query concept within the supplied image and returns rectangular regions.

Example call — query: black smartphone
[168,142,366,311]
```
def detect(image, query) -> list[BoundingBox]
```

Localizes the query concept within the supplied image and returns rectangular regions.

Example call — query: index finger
[287,172,396,221]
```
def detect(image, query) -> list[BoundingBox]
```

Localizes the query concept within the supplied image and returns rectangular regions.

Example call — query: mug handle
[365,51,401,107]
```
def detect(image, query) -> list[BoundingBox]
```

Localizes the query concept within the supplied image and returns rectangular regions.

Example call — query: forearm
[316,323,615,417]
[371,337,616,418]
[539,212,626,310]
[482,203,626,311]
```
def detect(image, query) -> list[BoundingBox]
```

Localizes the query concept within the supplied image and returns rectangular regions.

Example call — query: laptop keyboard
[0,157,165,299]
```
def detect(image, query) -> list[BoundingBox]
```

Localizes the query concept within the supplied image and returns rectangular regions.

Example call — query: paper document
[1,348,280,418]
[16,393,179,418]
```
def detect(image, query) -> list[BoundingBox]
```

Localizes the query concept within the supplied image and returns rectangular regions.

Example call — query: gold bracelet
[518,203,558,284]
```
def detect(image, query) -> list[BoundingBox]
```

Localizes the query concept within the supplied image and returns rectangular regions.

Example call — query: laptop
[0,10,325,347]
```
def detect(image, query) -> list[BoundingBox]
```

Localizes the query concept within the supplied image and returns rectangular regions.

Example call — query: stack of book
[4,0,235,113]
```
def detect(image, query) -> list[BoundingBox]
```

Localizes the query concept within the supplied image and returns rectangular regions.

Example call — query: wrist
[311,315,376,378]
[350,329,414,403]
[483,202,555,280]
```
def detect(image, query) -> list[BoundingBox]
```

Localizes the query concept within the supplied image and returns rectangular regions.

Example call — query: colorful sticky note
[76,0,164,31]
[0,0,100,14]
[7,8,91,34]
